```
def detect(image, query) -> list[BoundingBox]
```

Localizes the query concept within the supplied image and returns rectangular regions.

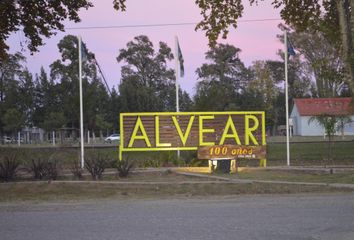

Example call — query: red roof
[294,98,354,116]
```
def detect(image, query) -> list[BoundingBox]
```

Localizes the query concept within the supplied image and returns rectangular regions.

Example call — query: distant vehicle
[104,134,120,143]
[3,137,13,144]
[15,137,24,143]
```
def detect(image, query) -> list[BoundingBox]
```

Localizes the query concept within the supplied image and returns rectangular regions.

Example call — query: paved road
[1,194,354,240]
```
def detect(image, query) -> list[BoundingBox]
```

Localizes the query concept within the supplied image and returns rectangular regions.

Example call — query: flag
[81,41,88,62]
[287,36,296,57]
[177,39,184,77]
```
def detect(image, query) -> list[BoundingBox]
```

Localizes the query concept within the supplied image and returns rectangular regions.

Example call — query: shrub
[85,153,109,180]
[116,158,134,178]
[26,155,60,180]
[70,160,84,180]
[27,158,48,180]
[0,154,21,182]
[45,159,59,180]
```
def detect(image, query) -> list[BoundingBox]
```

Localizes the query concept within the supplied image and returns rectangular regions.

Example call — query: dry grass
[1,168,353,203]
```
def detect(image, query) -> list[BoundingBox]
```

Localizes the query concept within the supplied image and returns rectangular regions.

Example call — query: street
[1,194,354,240]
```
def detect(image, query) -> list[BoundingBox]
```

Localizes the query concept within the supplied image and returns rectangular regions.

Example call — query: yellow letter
[172,115,195,146]
[155,116,171,147]
[219,116,241,145]
[199,115,215,146]
[245,115,259,145]
[128,116,151,148]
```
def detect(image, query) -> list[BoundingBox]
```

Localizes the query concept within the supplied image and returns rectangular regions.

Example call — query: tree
[106,87,121,133]
[117,35,178,112]
[194,44,250,111]
[0,52,25,102]
[0,0,93,59]
[0,52,25,135]
[50,35,109,129]
[42,112,66,132]
[285,27,348,97]
[18,69,36,127]
[2,108,24,134]
[246,61,280,130]
[32,67,60,127]
[308,113,351,162]
[94,114,113,138]
[4,0,353,88]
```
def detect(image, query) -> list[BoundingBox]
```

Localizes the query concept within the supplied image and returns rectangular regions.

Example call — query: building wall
[299,116,324,136]
[290,105,301,135]
[290,104,354,136]
[298,116,354,136]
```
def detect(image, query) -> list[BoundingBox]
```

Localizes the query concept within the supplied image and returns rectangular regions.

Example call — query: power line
[65,18,282,30]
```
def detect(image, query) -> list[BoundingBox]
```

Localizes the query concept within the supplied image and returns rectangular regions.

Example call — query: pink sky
[8,0,284,95]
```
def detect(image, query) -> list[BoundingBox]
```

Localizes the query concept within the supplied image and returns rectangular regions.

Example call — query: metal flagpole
[78,36,85,169]
[175,36,180,112]
[175,36,180,159]
[284,31,290,166]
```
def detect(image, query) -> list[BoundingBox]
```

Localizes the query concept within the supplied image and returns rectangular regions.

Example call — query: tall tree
[18,69,36,126]
[4,0,353,88]
[2,108,24,135]
[33,67,60,127]
[245,61,281,132]
[194,44,250,111]
[285,27,348,97]
[50,35,110,129]
[0,52,25,102]
[0,52,25,135]
[117,35,179,112]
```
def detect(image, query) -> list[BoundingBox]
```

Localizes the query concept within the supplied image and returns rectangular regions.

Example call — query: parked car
[104,134,120,143]
[15,137,24,143]
[3,137,13,144]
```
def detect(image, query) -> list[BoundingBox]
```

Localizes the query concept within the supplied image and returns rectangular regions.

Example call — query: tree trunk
[337,0,354,92]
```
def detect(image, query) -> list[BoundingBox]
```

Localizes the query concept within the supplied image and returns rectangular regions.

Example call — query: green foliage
[194,43,249,111]
[195,0,243,47]
[308,114,337,139]
[308,114,352,161]
[2,108,24,133]
[42,112,66,131]
[0,0,93,59]
[0,153,21,182]
[117,35,183,112]
[283,27,347,97]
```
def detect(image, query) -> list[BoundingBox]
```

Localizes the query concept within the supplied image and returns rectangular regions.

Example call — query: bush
[70,160,84,180]
[0,154,21,182]
[85,153,109,180]
[116,158,134,178]
[45,159,59,180]
[27,158,48,180]
[26,155,60,180]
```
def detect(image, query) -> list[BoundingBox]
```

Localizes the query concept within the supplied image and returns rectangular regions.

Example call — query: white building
[290,98,354,136]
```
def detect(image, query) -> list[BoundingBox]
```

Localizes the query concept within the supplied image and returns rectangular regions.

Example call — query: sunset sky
[8,0,285,94]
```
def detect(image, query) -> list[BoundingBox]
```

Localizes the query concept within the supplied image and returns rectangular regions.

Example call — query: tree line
[0,24,351,138]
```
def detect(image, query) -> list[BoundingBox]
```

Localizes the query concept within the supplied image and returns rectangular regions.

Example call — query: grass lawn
[267,142,354,166]
[235,168,354,184]
[1,168,354,203]
[1,180,352,203]
[2,140,354,167]
[177,167,354,184]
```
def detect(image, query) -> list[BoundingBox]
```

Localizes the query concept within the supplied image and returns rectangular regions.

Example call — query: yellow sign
[119,112,266,160]
[197,145,266,160]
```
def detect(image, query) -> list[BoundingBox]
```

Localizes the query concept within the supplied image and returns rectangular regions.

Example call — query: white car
[3,137,13,144]
[104,134,120,143]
